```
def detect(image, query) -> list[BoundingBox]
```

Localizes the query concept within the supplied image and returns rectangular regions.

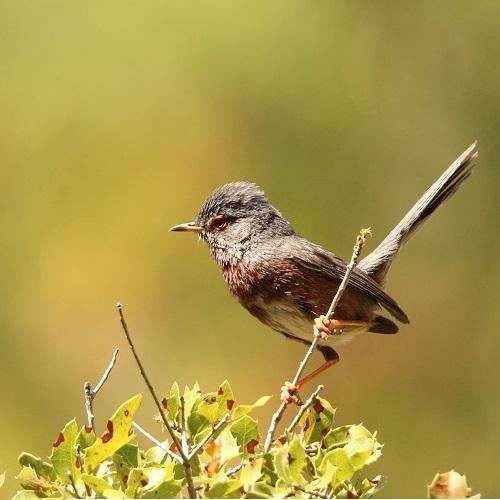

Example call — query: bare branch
[116,303,197,499]
[286,384,324,434]
[84,348,119,432]
[132,422,183,464]
[188,414,230,460]
[264,228,370,451]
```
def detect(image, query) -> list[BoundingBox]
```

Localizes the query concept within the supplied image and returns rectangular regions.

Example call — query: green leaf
[16,466,38,491]
[113,444,139,489]
[215,380,235,420]
[50,418,80,484]
[81,473,116,495]
[357,475,387,497]
[205,479,243,499]
[239,457,263,486]
[84,394,142,470]
[18,452,56,481]
[77,424,96,449]
[11,492,43,500]
[198,392,220,424]
[187,411,210,440]
[233,396,271,419]
[272,446,291,484]
[166,382,180,423]
[247,481,288,499]
[344,425,382,469]
[230,415,259,459]
[288,435,307,485]
[124,468,143,498]
[320,448,355,483]
[300,396,336,445]
[140,465,182,499]
[182,383,201,419]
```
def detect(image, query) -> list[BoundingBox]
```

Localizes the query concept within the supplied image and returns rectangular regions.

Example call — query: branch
[286,384,324,433]
[115,303,197,499]
[83,348,119,432]
[264,228,370,451]
[188,414,230,460]
[132,422,183,464]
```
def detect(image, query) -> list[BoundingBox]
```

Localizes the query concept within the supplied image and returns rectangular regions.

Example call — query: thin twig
[116,303,197,499]
[226,462,244,477]
[293,485,330,499]
[132,422,183,464]
[180,396,189,456]
[264,228,370,451]
[286,384,324,434]
[83,348,119,432]
[188,414,231,460]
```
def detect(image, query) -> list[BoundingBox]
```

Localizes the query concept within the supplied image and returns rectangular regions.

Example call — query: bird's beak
[169,221,204,233]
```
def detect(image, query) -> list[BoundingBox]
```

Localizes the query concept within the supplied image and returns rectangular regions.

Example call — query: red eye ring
[211,214,228,231]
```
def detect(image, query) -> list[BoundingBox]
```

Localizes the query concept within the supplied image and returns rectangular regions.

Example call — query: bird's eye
[211,214,228,231]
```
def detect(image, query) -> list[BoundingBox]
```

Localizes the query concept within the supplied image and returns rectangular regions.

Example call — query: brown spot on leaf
[161,397,168,409]
[53,432,65,448]
[84,425,93,434]
[140,478,148,487]
[75,456,82,469]
[303,418,310,432]
[101,420,114,444]
[226,399,235,410]
[246,439,258,454]
[128,428,133,437]
[123,474,128,483]
[313,400,325,413]
[218,386,224,395]
[124,409,129,416]
[277,435,286,446]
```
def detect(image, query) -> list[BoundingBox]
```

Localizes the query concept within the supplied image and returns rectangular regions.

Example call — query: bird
[171,142,477,398]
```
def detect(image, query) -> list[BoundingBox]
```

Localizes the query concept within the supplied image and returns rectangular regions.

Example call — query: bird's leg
[296,345,339,389]
[314,315,369,339]
[280,346,340,405]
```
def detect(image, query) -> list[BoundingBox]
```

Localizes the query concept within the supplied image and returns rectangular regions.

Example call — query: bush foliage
[13,381,384,499]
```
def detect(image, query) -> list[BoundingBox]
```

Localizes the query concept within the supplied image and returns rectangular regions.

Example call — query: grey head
[170,182,295,260]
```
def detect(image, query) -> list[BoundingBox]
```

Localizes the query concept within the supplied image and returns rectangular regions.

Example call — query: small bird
[171,143,477,395]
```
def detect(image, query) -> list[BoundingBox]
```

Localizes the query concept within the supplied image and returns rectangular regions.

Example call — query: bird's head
[170,182,294,262]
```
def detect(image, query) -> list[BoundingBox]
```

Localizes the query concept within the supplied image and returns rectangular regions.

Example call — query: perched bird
[171,143,477,393]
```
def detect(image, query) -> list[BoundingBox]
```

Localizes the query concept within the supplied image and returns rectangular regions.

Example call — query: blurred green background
[1,1,499,497]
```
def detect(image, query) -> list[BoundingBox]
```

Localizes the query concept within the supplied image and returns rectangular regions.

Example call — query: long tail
[359,142,478,284]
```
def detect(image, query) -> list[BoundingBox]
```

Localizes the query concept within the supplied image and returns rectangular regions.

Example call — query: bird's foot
[314,315,344,339]
[280,381,303,406]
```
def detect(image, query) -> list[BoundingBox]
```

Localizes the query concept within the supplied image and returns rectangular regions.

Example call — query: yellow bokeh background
[1,2,499,497]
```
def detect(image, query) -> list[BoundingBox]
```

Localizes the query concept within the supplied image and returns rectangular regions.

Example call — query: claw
[280,381,303,405]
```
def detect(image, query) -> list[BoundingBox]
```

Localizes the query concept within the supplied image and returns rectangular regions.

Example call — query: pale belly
[250,296,366,348]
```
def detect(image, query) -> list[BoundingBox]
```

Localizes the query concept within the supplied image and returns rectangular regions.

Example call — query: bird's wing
[283,238,409,324]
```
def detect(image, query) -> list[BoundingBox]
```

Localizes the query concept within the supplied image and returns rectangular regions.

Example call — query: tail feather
[359,142,478,284]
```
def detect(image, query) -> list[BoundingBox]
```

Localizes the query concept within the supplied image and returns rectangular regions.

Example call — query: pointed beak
[169,221,204,233]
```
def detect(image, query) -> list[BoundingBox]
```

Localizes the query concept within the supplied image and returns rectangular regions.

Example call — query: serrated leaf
[166,382,180,423]
[50,418,80,484]
[230,415,259,459]
[215,380,235,420]
[84,394,142,470]
[240,458,263,486]
[300,396,335,445]
[124,468,143,498]
[321,448,355,483]
[272,446,291,484]
[288,435,306,485]
[11,492,42,500]
[183,383,201,419]
[198,392,220,424]
[77,424,96,449]
[233,396,271,419]
[247,481,288,499]
[113,444,139,489]
[205,479,243,499]
[187,411,210,439]
[18,452,56,481]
